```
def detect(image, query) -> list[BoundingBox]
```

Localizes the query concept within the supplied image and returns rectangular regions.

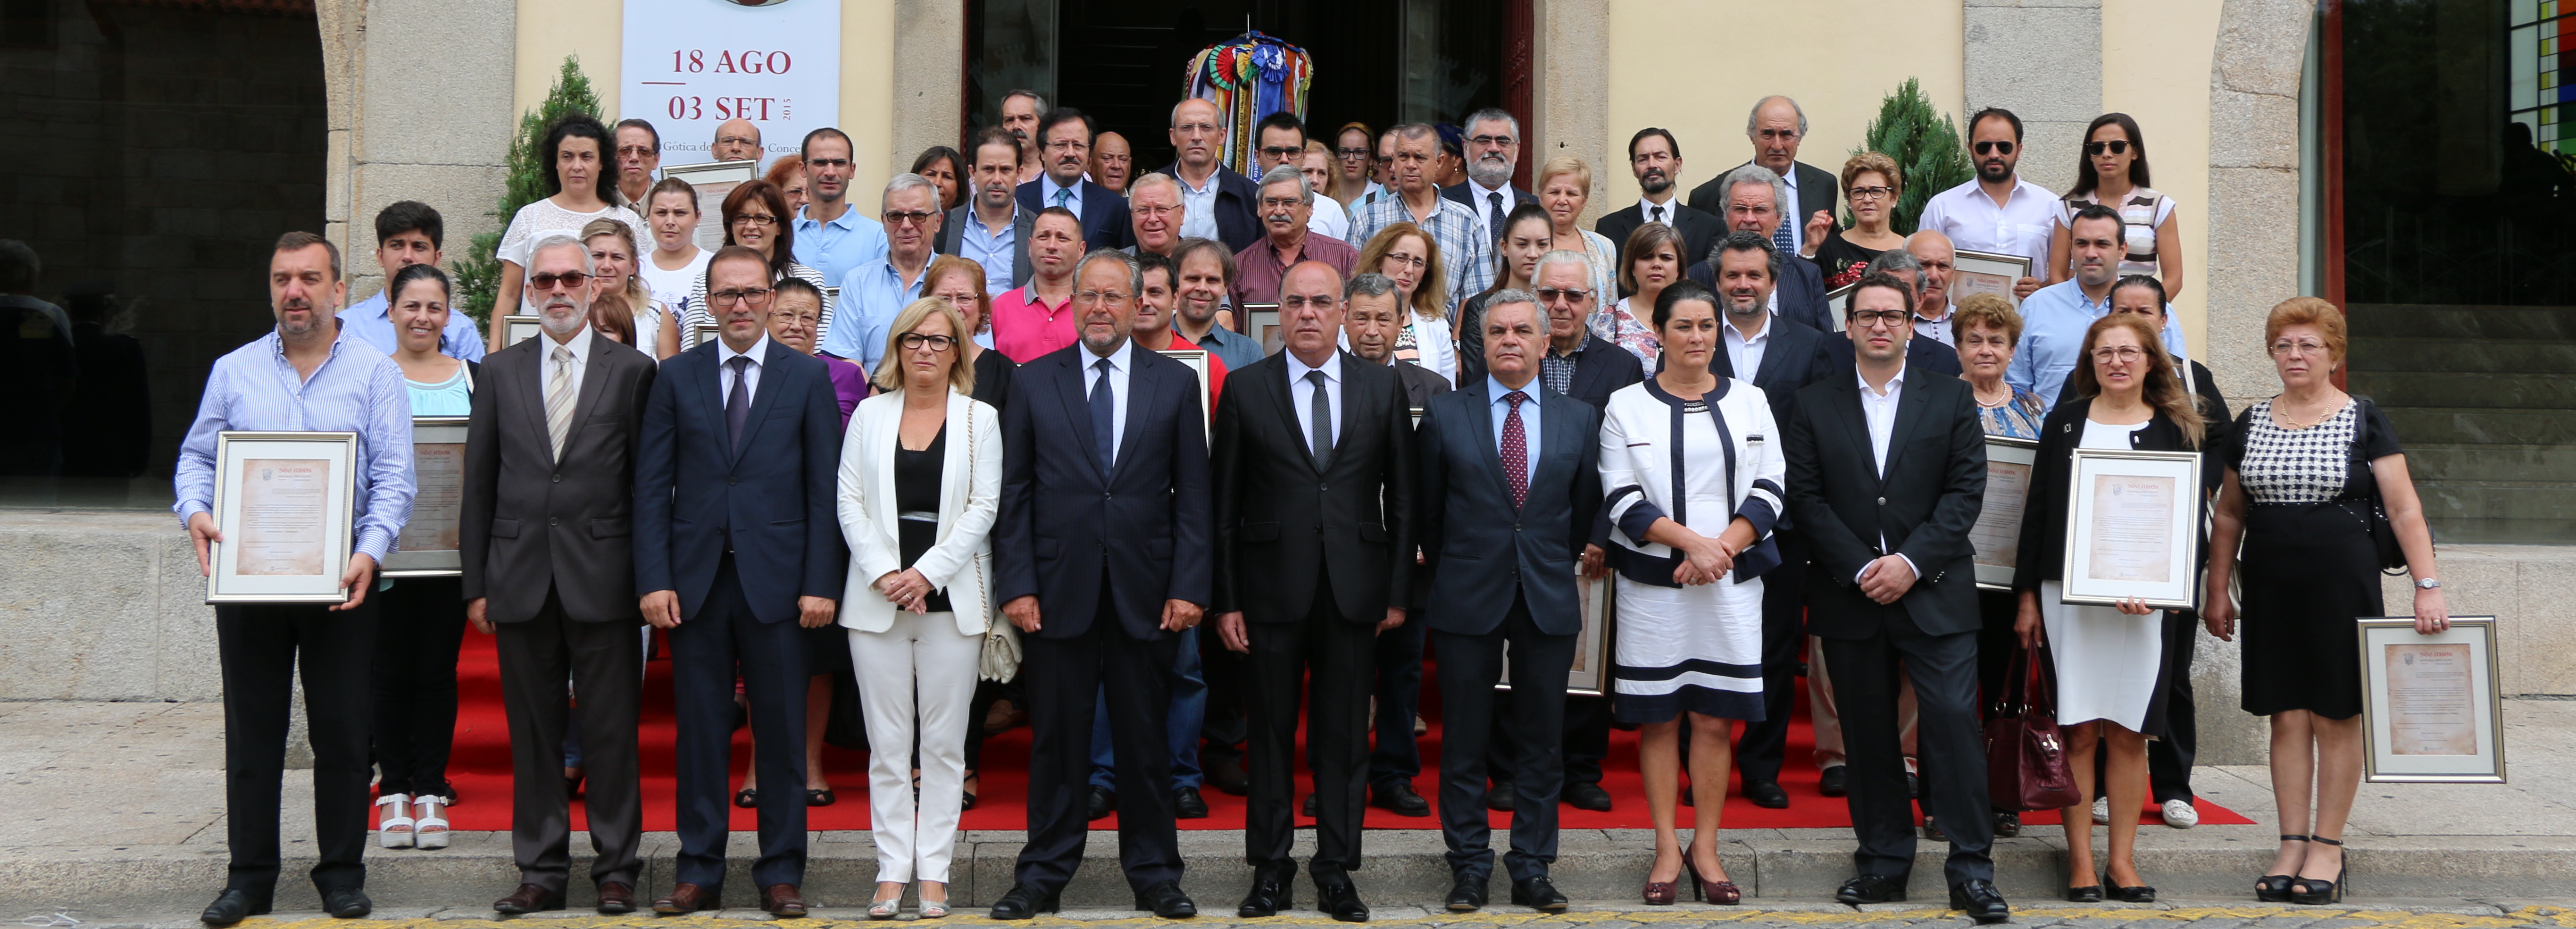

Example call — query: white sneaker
[2161,798,2200,829]
[2092,796,2111,825]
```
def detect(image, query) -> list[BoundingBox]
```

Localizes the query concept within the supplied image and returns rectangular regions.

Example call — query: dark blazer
[1558,333,1648,410]
[993,343,1213,639]
[1710,315,1834,435]
[1442,181,1538,239]
[1687,159,1841,236]
[1822,332,1967,377]
[2011,395,2222,593]
[1016,177,1135,252]
[1148,163,1263,253]
[1596,200,1724,278]
[1415,381,1601,635]
[632,337,847,624]
[461,331,658,623]
[1392,359,1452,408]
[1209,352,1415,624]
[1688,252,1834,334]
[934,202,1033,287]
[1783,369,1986,639]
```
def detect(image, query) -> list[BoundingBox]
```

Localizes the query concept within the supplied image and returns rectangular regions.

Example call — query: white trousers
[847,612,982,883]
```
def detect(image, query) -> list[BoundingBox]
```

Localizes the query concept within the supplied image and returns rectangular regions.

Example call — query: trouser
[1199,624,1250,775]
[494,589,644,893]
[1819,621,1994,887]
[669,553,808,890]
[1365,610,1427,789]
[963,677,1025,773]
[216,598,378,897]
[850,612,981,884]
[1811,635,1918,769]
[560,627,651,770]
[1090,628,1205,791]
[2150,610,2200,804]
[1733,538,1809,784]
[1484,695,1609,788]
[1246,579,1378,878]
[369,576,465,797]
[1433,593,1574,884]
[1013,586,1184,895]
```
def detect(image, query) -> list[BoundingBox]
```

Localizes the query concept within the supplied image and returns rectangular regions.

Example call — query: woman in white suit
[837,296,1004,919]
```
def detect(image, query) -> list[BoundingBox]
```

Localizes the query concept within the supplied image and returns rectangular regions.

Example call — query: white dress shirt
[1777,166,1808,254]
[1306,197,1352,243]
[1485,375,1543,489]
[1467,178,1515,233]
[716,330,772,406]
[1854,363,1917,581]
[539,324,595,409]
[1638,194,1680,226]
[1917,176,2061,272]
[1724,312,1772,379]
[1285,349,1345,447]
[1079,338,1137,462]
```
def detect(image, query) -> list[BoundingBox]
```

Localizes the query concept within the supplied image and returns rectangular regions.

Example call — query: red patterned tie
[1501,391,1530,509]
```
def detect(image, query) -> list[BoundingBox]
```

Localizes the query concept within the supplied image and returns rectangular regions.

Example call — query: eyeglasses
[1259,196,1304,210]
[1279,295,1336,310]
[1380,254,1426,269]
[806,157,852,169]
[527,271,592,291]
[1726,203,1776,217]
[709,287,774,307]
[2270,339,2329,357]
[1535,287,1592,304]
[1848,309,1909,328]
[1847,185,1895,201]
[1470,134,1515,148]
[716,135,759,149]
[899,333,958,351]
[1134,205,1181,220]
[1334,147,1371,159]
[1974,141,2016,155]
[1074,290,1131,305]
[617,145,656,159]
[1259,146,1303,159]
[2083,140,2132,157]
[2090,346,2149,363]
[883,210,936,227]
[732,214,778,228]
[1173,122,1219,136]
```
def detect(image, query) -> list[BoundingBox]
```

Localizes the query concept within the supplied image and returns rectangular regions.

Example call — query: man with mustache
[1916,107,2056,299]
[612,119,660,209]
[1234,167,1357,307]
[1154,97,1262,253]
[1596,128,1722,274]
[1686,96,1841,261]
[999,90,1047,185]
[934,126,1034,294]
[1016,108,1134,252]
[1441,108,1538,244]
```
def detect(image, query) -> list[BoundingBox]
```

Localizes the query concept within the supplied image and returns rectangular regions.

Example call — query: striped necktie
[546,345,576,460]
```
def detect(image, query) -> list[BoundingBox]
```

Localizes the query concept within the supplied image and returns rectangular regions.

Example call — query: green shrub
[454,56,603,326]
[1846,78,1972,236]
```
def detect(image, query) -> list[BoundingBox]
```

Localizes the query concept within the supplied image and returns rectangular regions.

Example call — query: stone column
[319,0,518,303]
[891,0,965,174]
[1532,0,1611,228]
[1964,0,2103,196]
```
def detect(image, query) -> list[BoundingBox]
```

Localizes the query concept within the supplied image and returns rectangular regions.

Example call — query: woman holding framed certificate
[2011,313,2212,903]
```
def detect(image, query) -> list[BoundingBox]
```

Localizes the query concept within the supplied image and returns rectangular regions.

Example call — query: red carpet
[433,632,2248,832]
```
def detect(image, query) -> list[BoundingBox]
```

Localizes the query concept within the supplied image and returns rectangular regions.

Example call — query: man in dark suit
[1210,261,1415,922]
[1017,108,1133,252]
[461,236,659,916]
[1417,293,1601,914]
[1597,127,1723,274]
[1781,272,2007,923]
[1157,97,1262,253]
[1686,165,1833,334]
[990,249,1210,921]
[1441,108,1537,243]
[1345,272,1451,406]
[940,126,1034,292]
[1686,96,1840,257]
[1818,249,1965,377]
[633,246,847,918]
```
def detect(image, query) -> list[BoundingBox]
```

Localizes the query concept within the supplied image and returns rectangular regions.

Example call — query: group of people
[175,90,2455,925]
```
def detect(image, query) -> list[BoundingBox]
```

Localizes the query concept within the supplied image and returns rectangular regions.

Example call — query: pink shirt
[992,285,1079,362]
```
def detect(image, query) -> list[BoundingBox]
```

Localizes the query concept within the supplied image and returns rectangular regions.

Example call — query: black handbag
[2340,398,2413,575]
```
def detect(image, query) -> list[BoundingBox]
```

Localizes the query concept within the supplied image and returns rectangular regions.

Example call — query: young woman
[683,179,833,349]
[1356,222,1454,384]
[1812,152,1907,289]
[1455,204,1553,383]
[581,218,679,359]
[1601,223,1685,368]
[492,114,645,352]
[637,177,712,325]
[372,263,472,852]
[2049,113,2185,298]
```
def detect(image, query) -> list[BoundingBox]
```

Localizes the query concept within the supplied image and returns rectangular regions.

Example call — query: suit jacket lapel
[1462,386,1520,510]
[1113,351,1159,479]
[565,332,617,452]
[726,341,793,465]
[1828,375,1879,486]
[1275,359,1328,475]
[514,341,552,451]
[1751,324,1792,387]
[1052,352,1106,483]
[1879,372,1934,477]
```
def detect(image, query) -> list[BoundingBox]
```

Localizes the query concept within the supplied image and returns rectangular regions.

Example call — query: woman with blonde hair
[580,217,679,359]
[1355,222,1455,382]
[837,296,1004,919]
[1535,155,1618,299]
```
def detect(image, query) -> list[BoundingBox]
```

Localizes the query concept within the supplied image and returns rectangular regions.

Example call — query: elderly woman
[582,218,680,359]
[765,155,810,215]
[371,263,472,851]
[2013,313,2210,904]
[1956,293,2045,438]
[1600,279,1782,906]
[2049,114,2185,298]
[684,179,833,349]
[493,114,646,352]
[1536,155,1618,299]
[1811,152,1907,289]
[837,296,1004,919]
[1599,223,1683,367]
[770,277,869,424]
[1455,204,1553,384]
[2205,298,2446,906]
[1356,222,1455,383]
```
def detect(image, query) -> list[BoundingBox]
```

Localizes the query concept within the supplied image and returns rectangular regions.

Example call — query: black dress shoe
[989,883,1060,920]
[493,882,566,914]
[1206,753,1251,795]
[1088,785,1117,820]
[1134,879,1196,918]
[1236,867,1295,917]
[1316,876,1369,922]
[1175,786,1210,819]
[1509,876,1568,912]
[1818,765,1849,797]
[1993,810,2022,838]
[322,886,373,919]
[1743,780,1790,809]
[1371,781,1432,817]
[1445,873,1488,912]
[1563,781,1613,812]
[1950,879,2011,924]
[1835,873,1909,904]
[1302,793,1317,817]
[1907,771,1922,798]
[199,888,270,926]
[1485,779,1516,812]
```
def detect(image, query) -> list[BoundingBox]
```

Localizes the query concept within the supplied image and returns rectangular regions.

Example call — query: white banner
[620,0,840,168]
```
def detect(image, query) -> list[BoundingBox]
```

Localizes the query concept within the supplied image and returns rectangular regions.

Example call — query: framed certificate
[2359,617,2505,783]
[1499,569,1615,696]
[1951,249,2033,308]
[1157,349,1212,434]
[662,158,760,251]
[206,431,360,603]
[383,417,467,577]
[1973,436,2039,590]
[1825,282,1857,332]
[692,320,722,349]
[504,314,542,346]
[2059,447,2202,609]
[1240,303,1283,355]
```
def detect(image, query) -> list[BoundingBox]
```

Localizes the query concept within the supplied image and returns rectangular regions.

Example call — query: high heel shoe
[411,795,450,850]
[1643,852,1687,904]
[375,794,414,849]
[2064,881,2103,903]
[1691,855,1741,905]
[2257,834,2309,902]
[2289,836,2346,904]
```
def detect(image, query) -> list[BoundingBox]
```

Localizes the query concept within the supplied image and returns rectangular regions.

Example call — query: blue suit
[1691,252,1836,335]
[1017,177,1136,253]
[634,335,846,892]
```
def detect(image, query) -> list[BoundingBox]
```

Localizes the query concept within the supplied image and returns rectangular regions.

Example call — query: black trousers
[669,552,808,889]
[1433,592,1574,883]
[1365,611,1426,788]
[1014,586,1183,895]
[1819,618,1994,888]
[369,576,465,797]
[216,598,378,896]
[1733,536,1811,784]
[2150,610,2200,804]
[1199,622,1250,772]
[1248,577,1378,878]
[1483,693,1609,788]
[496,587,644,892]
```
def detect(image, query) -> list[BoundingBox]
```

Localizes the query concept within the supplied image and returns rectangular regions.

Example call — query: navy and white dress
[1598,377,1784,724]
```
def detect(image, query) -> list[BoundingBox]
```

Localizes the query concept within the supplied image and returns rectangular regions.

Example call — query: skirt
[2037,580,2169,734]
[2237,502,2383,719]
[1610,574,1766,724]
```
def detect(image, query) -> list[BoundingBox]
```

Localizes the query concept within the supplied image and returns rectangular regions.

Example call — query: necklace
[1974,384,2012,408]
[2272,393,2344,429]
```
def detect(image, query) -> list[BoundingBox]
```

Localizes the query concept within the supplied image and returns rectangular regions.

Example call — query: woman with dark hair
[1454,203,1553,383]
[373,262,473,851]
[492,114,648,352]
[913,146,970,210]
[1600,222,1686,367]
[682,179,833,349]
[2048,113,2184,298]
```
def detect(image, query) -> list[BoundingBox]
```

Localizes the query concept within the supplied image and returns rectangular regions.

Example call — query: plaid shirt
[1350,193,1494,313]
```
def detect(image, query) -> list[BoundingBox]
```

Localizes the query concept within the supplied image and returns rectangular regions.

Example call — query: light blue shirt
[1485,375,1543,489]
[1177,172,1221,242]
[338,291,486,361]
[1192,323,1265,373]
[174,326,417,564]
[790,203,891,289]
[959,206,1022,293]
[404,365,474,416]
[1042,176,1085,220]
[821,259,929,370]
[2006,279,2189,413]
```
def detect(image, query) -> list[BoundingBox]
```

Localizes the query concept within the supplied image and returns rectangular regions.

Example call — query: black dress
[895,425,952,613]
[2228,398,2402,720]
[1811,227,1887,290]
[970,348,1014,412]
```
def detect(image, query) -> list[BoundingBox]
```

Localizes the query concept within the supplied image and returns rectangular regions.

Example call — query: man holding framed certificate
[176,232,416,924]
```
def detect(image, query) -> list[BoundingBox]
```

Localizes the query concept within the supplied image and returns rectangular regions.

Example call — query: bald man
[1687,96,1840,258]
[1905,231,1959,346]
[712,118,763,165]
[1154,98,1262,252]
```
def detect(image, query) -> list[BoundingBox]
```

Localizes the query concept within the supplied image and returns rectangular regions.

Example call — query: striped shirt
[1349,193,1494,312]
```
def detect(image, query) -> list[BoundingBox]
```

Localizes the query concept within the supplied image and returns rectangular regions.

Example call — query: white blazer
[835,388,1003,634]
[1597,377,1786,580]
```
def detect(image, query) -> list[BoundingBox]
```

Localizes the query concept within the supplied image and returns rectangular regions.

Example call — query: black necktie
[724,355,751,454]
[1487,191,1507,241]
[1651,204,1666,225]
[1306,369,1334,470]
[1089,357,1116,474]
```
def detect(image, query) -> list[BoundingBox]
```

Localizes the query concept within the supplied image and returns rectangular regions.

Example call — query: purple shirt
[825,354,869,429]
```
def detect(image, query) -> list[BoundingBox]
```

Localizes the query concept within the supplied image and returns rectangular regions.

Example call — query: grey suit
[459,328,658,895]
[934,202,1033,292]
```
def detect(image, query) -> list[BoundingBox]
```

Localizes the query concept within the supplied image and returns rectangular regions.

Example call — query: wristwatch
[2416,577,2442,590]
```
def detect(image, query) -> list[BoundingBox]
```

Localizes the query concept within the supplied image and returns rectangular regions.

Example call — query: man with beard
[181,232,415,924]
[822,173,943,369]
[1124,173,1189,260]
[1171,237,1265,371]
[1000,90,1048,185]
[1234,166,1357,307]
[1687,96,1840,259]
[935,126,1034,294]
[1441,108,1537,243]
[1156,98,1262,252]
[1916,108,2054,299]
[613,119,660,209]
[1017,109,1133,252]
[1596,128,1722,273]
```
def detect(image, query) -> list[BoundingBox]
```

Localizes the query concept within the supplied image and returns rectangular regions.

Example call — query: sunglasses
[527,271,592,291]
[2084,140,2132,156]
[1974,141,2016,156]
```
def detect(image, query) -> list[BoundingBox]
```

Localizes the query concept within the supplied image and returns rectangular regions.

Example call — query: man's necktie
[1305,369,1334,470]
[1054,187,1072,211]
[1488,191,1507,241]
[1089,358,1116,474]
[724,355,751,455]
[1772,209,1796,257]
[546,345,576,461]
[1501,391,1530,509]
[1651,204,1666,225]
